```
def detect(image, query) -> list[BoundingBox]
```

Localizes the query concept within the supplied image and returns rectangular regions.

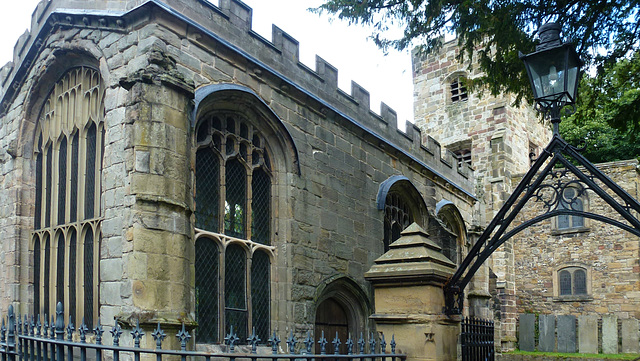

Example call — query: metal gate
[461,318,494,361]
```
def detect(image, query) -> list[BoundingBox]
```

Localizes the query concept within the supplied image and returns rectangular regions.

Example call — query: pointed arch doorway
[314,277,370,354]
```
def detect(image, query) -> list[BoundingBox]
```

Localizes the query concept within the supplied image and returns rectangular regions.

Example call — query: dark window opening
[451,77,468,102]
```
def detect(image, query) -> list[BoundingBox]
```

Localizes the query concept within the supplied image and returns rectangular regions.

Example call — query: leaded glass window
[383,193,413,252]
[194,111,274,344]
[574,269,587,295]
[31,66,104,325]
[251,250,270,342]
[56,234,65,306]
[195,238,219,343]
[33,237,40,315]
[558,267,589,297]
[557,188,585,230]
[225,244,247,342]
[559,270,572,295]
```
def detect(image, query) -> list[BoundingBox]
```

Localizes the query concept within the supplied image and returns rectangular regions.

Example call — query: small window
[453,149,471,167]
[450,77,468,102]
[383,193,413,252]
[556,187,586,231]
[557,266,589,298]
[529,142,539,166]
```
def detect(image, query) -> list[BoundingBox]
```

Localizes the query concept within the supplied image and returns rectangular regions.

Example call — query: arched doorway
[315,298,349,353]
[314,277,370,354]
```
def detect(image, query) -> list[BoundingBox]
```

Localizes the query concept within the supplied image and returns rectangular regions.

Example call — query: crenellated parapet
[0,0,475,197]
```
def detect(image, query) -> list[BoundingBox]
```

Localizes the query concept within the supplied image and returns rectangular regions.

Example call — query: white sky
[0,0,414,126]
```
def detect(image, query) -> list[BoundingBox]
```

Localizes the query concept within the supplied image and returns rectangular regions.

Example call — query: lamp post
[520,23,583,136]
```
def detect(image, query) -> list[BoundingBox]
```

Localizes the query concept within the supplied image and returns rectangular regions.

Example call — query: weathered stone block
[518,314,535,351]
[602,315,618,354]
[622,318,640,353]
[578,315,597,354]
[538,315,555,352]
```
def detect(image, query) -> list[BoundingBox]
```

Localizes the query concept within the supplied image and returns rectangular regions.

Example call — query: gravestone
[578,315,597,354]
[519,314,536,351]
[602,315,618,354]
[558,315,576,353]
[539,314,556,352]
[622,319,640,353]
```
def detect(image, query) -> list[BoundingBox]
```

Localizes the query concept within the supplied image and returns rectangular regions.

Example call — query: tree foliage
[559,51,640,162]
[314,0,640,109]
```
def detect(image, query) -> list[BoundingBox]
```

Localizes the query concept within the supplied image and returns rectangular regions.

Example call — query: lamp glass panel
[566,51,580,103]
[528,47,568,100]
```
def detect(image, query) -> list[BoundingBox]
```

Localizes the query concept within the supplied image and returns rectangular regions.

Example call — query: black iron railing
[0,303,406,361]
[461,318,494,361]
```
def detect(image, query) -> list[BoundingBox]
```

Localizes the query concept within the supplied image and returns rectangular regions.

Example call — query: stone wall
[0,0,477,348]
[512,160,640,320]
[412,38,551,348]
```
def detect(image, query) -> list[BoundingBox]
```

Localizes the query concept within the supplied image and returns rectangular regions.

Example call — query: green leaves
[315,0,640,110]
[560,51,640,162]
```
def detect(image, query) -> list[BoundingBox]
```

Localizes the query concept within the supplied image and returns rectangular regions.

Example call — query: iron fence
[0,303,406,361]
[461,318,494,361]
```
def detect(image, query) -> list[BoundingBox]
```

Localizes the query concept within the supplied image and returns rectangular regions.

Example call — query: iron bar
[445,135,640,314]
[0,302,406,361]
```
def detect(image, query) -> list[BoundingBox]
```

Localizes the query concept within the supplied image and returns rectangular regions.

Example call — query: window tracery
[32,66,104,327]
[194,111,273,344]
[383,192,413,252]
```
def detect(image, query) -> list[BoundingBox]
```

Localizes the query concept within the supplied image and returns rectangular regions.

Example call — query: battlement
[0,0,475,197]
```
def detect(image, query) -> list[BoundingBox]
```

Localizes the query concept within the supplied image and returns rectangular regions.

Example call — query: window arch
[378,176,429,252]
[436,200,467,264]
[554,265,591,299]
[31,66,104,325]
[194,110,274,344]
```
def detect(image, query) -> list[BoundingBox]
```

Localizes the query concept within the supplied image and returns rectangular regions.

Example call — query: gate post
[365,223,461,361]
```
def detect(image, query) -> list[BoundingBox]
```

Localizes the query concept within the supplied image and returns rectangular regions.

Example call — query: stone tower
[412,39,551,349]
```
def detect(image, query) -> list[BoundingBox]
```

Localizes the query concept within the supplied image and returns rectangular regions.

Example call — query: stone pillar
[365,223,460,361]
[118,44,195,349]
[466,228,492,319]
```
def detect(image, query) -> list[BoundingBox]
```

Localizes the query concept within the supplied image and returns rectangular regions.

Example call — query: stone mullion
[91,223,100,328]
[77,223,86,329]
[38,233,46,317]
[219,239,227,341]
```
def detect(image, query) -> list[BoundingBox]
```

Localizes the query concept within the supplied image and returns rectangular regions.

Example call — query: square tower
[412,38,551,349]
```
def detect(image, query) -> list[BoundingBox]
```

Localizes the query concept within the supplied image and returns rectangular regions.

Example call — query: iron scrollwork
[444,135,640,315]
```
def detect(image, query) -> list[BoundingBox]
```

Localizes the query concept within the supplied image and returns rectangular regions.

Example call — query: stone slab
[519,314,536,351]
[539,314,556,352]
[621,318,640,353]
[558,315,576,353]
[602,315,618,354]
[578,315,597,354]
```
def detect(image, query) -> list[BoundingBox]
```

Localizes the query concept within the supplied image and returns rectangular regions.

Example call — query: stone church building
[1,0,639,354]
[0,0,478,350]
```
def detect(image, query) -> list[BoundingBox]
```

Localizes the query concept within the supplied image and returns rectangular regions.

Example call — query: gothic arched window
[32,66,104,326]
[194,111,273,344]
[383,192,413,252]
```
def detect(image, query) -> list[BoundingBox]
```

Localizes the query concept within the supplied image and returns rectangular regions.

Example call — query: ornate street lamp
[520,23,583,135]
